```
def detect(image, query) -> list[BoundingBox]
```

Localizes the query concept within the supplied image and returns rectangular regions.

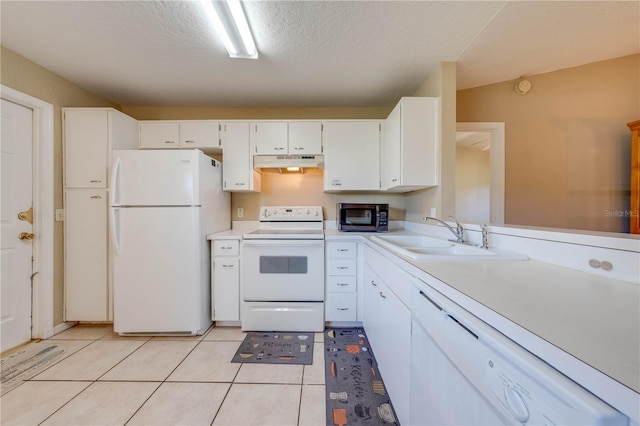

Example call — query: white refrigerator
[110,149,230,335]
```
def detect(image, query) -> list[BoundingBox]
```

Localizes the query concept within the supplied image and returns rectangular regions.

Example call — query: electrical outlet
[237,207,244,218]
[55,209,65,222]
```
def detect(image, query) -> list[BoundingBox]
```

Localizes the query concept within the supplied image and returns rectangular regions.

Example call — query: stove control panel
[259,206,323,222]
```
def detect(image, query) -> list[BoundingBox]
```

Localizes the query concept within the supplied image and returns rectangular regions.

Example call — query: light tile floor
[1,324,326,426]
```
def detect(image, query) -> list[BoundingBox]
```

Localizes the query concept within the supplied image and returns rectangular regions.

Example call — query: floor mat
[231,331,314,365]
[324,327,399,425]
[1,340,83,395]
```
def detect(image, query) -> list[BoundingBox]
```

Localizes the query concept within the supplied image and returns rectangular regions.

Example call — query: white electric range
[241,206,325,332]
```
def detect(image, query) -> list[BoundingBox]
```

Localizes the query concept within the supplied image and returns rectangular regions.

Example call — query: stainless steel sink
[370,234,528,261]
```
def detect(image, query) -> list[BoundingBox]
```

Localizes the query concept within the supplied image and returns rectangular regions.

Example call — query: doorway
[1,85,54,351]
[455,122,505,225]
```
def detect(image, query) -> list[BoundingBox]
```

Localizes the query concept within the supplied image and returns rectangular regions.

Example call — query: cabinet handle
[337,248,349,252]
[337,282,349,286]
[392,178,398,182]
[370,280,377,287]
[165,140,176,144]
[379,291,386,299]
[337,266,349,270]
[337,307,349,311]
[222,264,235,268]
[274,147,285,151]
[234,182,246,186]
[293,147,304,150]
[222,246,233,250]
[332,182,342,186]
[184,140,195,144]
[419,290,443,311]
[89,179,102,183]
[90,195,102,199]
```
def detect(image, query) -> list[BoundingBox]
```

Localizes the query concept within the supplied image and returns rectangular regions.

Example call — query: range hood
[253,154,324,172]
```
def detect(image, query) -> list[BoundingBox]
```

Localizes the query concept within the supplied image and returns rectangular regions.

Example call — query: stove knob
[314,210,319,216]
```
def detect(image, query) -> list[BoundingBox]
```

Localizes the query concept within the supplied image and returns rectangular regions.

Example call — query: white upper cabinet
[179,121,220,149]
[221,122,261,192]
[323,121,381,191]
[139,120,220,150]
[64,108,138,188]
[252,121,322,155]
[288,121,322,154]
[381,97,439,192]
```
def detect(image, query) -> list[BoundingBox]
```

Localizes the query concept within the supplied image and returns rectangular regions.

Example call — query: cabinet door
[213,257,240,321]
[180,121,220,149]
[139,121,180,149]
[362,263,381,349]
[252,121,288,154]
[323,121,380,191]
[64,109,109,188]
[382,97,439,191]
[221,122,260,191]
[377,283,411,426]
[64,189,108,321]
[289,122,322,154]
[381,103,401,189]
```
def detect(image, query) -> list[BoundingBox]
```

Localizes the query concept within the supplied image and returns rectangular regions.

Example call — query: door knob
[18,207,33,225]
[19,232,35,241]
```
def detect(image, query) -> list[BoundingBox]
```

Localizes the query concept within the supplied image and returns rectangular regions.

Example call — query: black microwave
[337,203,389,232]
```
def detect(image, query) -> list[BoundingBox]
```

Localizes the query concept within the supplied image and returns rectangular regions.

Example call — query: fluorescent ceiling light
[201,0,258,59]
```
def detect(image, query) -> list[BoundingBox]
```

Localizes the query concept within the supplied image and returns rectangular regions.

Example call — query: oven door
[242,239,325,301]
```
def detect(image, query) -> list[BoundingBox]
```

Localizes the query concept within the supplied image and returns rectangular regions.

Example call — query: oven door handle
[242,239,325,247]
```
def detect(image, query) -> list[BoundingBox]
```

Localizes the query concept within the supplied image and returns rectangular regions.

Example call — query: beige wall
[457,54,640,233]
[455,146,490,223]
[1,46,120,326]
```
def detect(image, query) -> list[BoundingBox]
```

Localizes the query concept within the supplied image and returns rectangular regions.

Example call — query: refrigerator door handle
[110,156,121,207]
[110,157,122,255]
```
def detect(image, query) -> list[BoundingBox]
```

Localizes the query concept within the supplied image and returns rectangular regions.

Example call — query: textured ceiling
[1,1,638,107]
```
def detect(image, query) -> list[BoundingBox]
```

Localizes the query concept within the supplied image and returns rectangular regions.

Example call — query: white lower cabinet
[211,239,240,321]
[363,246,411,426]
[325,241,358,322]
[64,189,109,321]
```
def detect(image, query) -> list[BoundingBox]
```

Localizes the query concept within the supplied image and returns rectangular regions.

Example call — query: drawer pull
[337,308,349,311]
[337,282,349,286]
[337,248,349,252]
[337,266,349,270]
[89,179,102,183]
[370,280,377,287]
[184,140,195,144]
[222,264,235,268]
[222,246,233,250]
[164,140,176,144]
[90,195,102,199]
[379,291,386,299]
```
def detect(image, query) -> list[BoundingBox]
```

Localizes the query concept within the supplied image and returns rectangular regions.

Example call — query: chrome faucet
[423,216,465,243]
[480,224,489,249]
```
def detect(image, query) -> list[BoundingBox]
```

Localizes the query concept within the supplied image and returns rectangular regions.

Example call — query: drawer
[213,239,239,256]
[326,258,356,276]
[325,294,357,321]
[327,275,356,293]
[326,241,357,259]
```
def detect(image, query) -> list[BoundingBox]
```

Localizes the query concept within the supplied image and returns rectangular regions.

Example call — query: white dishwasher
[410,279,628,426]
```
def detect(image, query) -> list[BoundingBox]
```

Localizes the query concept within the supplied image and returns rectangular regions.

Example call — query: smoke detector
[515,79,532,95]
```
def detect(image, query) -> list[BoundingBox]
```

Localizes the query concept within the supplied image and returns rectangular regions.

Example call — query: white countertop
[328,229,640,420]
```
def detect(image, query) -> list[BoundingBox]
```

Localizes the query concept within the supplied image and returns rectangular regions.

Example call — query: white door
[1,99,33,352]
